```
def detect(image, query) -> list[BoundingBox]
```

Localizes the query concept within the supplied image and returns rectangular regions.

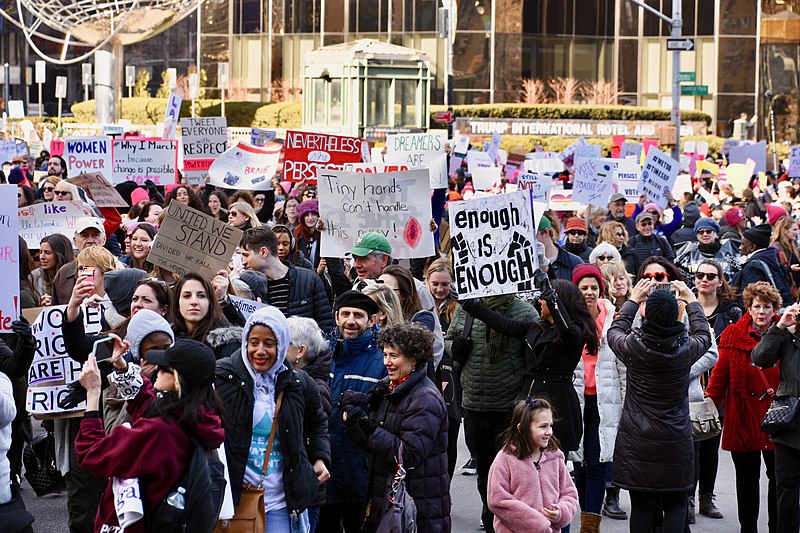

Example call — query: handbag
[689,396,722,441]
[755,368,800,435]
[22,431,65,497]
[213,391,284,533]
[376,442,417,533]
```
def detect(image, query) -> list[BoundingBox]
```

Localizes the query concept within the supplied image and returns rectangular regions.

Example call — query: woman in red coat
[706,281,780,533]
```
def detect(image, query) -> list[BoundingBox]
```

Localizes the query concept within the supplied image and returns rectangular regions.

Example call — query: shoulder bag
[757,368,800,435]
[689,396,722,441]
[376,442,417,533]
[213,391,284,533]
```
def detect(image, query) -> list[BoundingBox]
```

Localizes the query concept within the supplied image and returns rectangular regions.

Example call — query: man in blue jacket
[318,291,386,533]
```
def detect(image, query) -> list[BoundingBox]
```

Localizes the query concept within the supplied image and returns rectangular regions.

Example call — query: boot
[580,512,601,533]
[698,493,723,519]
[687,496,695,524]
[602,487,627,520]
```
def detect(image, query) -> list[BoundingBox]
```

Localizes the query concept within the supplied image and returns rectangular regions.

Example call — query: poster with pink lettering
[0,185,20,332]
[283,130,364,183]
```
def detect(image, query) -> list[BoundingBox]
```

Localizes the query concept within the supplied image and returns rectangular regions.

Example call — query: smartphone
[78,266,95,293]
[650,282,678,296]
[92,337,115,362]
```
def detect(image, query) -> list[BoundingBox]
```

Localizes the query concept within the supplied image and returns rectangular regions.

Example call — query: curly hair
[165,185,206,213]
[378,323,434,368]
[597,221,628,248]
[743,281,782,310]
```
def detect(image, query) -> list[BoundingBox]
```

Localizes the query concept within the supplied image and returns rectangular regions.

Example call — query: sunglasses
[54,190,70,196]
[695,271,718,281]
[566,231,586,236]
[638,220,654,227]
[596,255,612,261]
[44,187,55,192]
[641,272,669,282]
[615,232,625,238]
[696,229,715,235]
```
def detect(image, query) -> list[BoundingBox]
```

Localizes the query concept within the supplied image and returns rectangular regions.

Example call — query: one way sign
[666,38,695,51]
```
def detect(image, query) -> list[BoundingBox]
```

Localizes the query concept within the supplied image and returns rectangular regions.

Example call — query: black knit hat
[145,339,216,387]
[742,223,772,249]
[104,268,148,315]
[645,289,679,327]
[335,290,379,315]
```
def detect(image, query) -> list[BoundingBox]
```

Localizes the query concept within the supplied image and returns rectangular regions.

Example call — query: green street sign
[681,85,709,96]
[678,72,696,82]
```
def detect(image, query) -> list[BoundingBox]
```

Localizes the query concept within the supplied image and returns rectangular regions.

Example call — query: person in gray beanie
[675,217,741,286]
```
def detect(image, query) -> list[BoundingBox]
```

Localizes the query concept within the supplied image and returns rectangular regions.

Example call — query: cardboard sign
[612,159,643,204]
[112,139,178,186]
[573,158,615,206]
[384,131,448,189]
[147,201,243,281]
[449,190,538,298]
[63,137,112,178]
[251,128,277,146]
[26,303,108,416]
[18,201,85,249]
[471,166,502,191]
[790,146,800,178]
[283,131,363,183]
[318,168,434,259]
[639,146,679,210]
[207,141,281,190]
[729,141,767,174]
[181,117,228,182]
[726,159,757,195]
[0,186,19,332]
[68,172,129,208]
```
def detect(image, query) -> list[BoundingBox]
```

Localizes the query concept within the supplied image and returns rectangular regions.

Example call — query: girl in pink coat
[488,397,579,533]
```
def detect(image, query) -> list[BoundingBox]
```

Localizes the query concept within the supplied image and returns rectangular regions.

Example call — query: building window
[395,79,419,126]
[367,79,391,126]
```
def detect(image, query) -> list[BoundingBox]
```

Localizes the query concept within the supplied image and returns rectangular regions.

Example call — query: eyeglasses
[596,255,612,261]
[54,190,70,196]
[696,229,716,235]
[641,272,669,282]
[695,271,719,281]
[254,197,265,204]
[615,232,625,238]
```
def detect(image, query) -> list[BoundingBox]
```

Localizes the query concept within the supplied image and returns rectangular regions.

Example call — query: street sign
[434,111,453,124]
[678,72,696,82]
[666,38,695,51]
[55,76,67,99]
[681,85,709,96]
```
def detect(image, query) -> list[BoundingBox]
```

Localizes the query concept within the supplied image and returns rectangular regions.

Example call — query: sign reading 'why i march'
[147,200,243,280]
[112,139,178,186]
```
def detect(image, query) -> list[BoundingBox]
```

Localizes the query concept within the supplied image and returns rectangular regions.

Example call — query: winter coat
[51,260,78,306]
[625,233,676,276]
[706,314,779,452]
[674,239,742,285]
[364,371,451,532]
[632,204,683,239]
[708,301,743,342]
[444,299,538,413]
[301,345,333,508]
[733,247,794,306]
[325,327,387,504]
[607,300,712,492]
[268,264,335,330]
[570,300,626,463]
[670,226,697,248]
[205,324,244,360]
[75,377,225,533]
[719,226,742,249]
[751,324,800,450]
[548,246,584,281]
[0,373,14,506]
[488,448,578,533]
[563,241,593,262]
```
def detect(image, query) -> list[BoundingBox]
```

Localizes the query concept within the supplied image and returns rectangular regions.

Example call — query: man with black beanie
[733,223,794,306]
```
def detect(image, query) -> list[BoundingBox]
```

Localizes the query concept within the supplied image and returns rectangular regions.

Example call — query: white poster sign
[112,139,178,186]
[207,141,281,190]
[162,90,182,140]
[620,142,643,161]
[573,158,615,206]
[612,158,643,204]
[18,201,85,249]
[64,136,112,178]
[318,168,434,259]
[729,140,767,174]
[789,146,800,178]
[466,150,494,171]
[180,117,228,183]
[0,186,19,332]
[250,128,277,146]
[384,131,448,189]
[638,146,679,210]
[471,166,502,191]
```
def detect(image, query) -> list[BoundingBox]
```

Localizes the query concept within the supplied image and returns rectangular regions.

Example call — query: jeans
[573,395,606,514]
[730,450,776,533]
[266,507,310,533]
[307,506,320,532]
[64,466,105,533]
[774,442,800,533]
[629,491,687,533]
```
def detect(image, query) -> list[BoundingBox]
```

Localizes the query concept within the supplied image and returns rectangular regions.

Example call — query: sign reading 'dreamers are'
[384,131,448,189]
[112,139,179,185]
[283,130,364,183]
[147,201,243,281]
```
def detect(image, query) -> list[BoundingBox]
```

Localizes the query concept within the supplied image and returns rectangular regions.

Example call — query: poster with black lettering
[112,138,179,186]
[147,200,243,280]
[318,168,434,259]
[384,131,448,189]
[64,136,112,178]
[26,302,108,416]
[638,146,679,210]
[573,157,616,206]
[207,141,282,190]
[283,130,364,183]
[612,158,642,204]
[180,117,228,184]
[449,190,538,298]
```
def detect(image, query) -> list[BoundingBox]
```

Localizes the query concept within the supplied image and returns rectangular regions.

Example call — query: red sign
[50,139,64,157]
[283,130,364,182]
[434,111,453,124]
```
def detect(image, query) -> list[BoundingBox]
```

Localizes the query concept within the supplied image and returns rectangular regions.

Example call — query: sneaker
[461,457,477,475]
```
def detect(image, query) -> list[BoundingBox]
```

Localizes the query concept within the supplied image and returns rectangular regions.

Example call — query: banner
[26,303,108,416]
[638,146,679,210]
[343,163,410,173]
[384,131,448,189]
[180,117,228,184]
[68,172,129,208]
[283,131,363,182]
[112,139,178,185]
[318,168,434,259]
[64,136,112,178]
[472,166,502,191]
[18,200,84,249]
[207,141,281,190]
[229,295,267,321]
[0,186,19,332]
[573,158,615,206]
[790,146,800,178]
[449,190,537,298]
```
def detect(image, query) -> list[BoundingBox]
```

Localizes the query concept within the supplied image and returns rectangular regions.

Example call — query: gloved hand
[341,390,369,410]
[11,318,35,349]
[533,270,556,301]
[459,298,478,313]
[143,179,158,192]
[343,405,367,428]
[450,336,473,364]
[58,381,87,410]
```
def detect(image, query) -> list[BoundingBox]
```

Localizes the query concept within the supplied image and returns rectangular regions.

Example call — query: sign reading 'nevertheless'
[283,131,364,182]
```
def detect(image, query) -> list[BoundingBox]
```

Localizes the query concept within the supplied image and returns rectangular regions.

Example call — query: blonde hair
[600,260,632,303]
[425,257,458,324]
[771,216,800,263]
[231,201,262,229]
[598,221,628,246]
[77,246,118,273]
[360,280,404,328]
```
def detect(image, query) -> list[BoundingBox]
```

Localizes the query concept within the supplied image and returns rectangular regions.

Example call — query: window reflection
[395,79,418,126]
[367,79,390,126]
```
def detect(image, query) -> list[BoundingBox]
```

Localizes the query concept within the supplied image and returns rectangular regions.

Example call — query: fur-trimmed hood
[205,324,243,348]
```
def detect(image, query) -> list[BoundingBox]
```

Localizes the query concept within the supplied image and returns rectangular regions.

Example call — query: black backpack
[149,437,227,533]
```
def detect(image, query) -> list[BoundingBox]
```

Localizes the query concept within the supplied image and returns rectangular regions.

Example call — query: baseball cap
[349,232,392,257]
[609,193,626,203]
[74,217,106,236]
[635,211,655,224]
[145,339,216,387]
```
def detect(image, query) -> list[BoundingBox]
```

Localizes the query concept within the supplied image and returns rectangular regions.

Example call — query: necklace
[532,458,541,470]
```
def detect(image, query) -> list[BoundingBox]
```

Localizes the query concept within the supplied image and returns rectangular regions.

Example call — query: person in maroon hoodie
[74,338,225,533]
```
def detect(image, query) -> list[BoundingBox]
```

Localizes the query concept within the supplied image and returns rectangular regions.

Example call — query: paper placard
[180,117,228,182]
[384,131,448,189]
[466,150,495,171]
[517,172,552,205]
[64,136,112,178]
[0,186,19,332]
[573,158,615,206]
[524,157,564,174]
[26,303,108,416]
[343,163,410,173]
[18,201,85,249]
[50,139,64,157]
[790,146,800,178]
[612,159,643,204]
[729,141,767,174]
[162,90,182,140]
[726,159,757,195]
[471,166,502,191]
[453,136,471,157]
[620,142,643,161]
[111,139,178,186]
[68,172,129,208]
[250,128,277,146]
[318,168,434,259]
[639,146,679,210]
[283,130,364,183]
[229,295,267,321]
[207,141,281,190]
[487,132,501,165]
[449,190,538,298]
[0,139,28,163]
[147,200,243,280]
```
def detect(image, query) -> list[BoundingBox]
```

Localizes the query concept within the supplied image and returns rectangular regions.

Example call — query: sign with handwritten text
[18,200,85,249]
[112,139,178,185]
[64,136,112,178]
[573,158,615,206]
[384,131,448,189]
[0,186,19,332]
[180,117,228,183]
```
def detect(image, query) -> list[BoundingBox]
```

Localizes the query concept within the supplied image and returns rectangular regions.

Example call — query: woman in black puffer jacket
[342,323,451,533]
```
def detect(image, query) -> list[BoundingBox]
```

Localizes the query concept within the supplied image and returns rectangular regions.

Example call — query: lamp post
[765,90,779,172]
[35,60,45,120]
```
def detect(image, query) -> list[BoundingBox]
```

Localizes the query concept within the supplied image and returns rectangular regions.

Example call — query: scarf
[481,294,516,361]
[723,314,774,397]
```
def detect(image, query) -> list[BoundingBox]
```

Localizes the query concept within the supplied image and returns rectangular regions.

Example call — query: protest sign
[50,139,64,157]
[181,117,228,184]
[384,131,448,189]
[550,185,583,211]
[112,139,178,185]
[361,140,371,163]
[26,303,108,416]
[0,139,28,163]
[729,141,767,174]
[560,137,602,172]
[283,130,363,183]
[612,158,643,204]
[64,136,112,178]
[343,163,409,173]
[639,146,679,210]
[207,141,281,190]
[318,168,434,259]
[229,295,267,321]
[787,146,800,178]
[147,200,243,281]
[68,172,129,208]
[471,166,502,191]
[524,156,564,174]
[467,150,495,171]
[449,190,537,298]
[487,132,501,165]
[696,159,720,177]
[726,159,757,195]
[0,186,19,332]
[453,136,471,157]
[18,201,84,249]
[517,172,551,231]
[671,174,693,198]
[251,128,277,146]
[573,158,615,206]
[162,90,182,140]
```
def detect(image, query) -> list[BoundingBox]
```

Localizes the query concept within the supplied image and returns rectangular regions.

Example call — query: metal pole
[3,63,9,118]
[196,0,202,78]
[267,0,273,102]
[670,0,681,161]
[769,95,778,172]
[37,83,42,120]
[489,0,495,103]
[57,97,62,128]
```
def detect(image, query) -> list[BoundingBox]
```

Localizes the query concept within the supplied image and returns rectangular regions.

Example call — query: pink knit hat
[130,187,149,206]
[643,202,662,215]
[767,204,788,225]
